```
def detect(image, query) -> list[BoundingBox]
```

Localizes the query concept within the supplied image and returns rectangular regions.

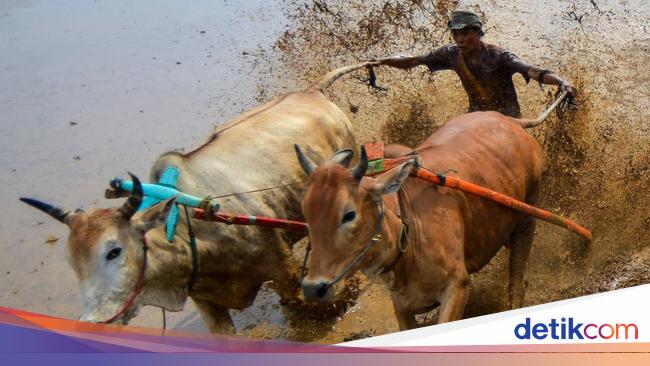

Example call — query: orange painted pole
[412,167,592,241]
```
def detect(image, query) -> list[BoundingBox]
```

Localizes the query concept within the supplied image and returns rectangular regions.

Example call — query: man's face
[451,28,481,53]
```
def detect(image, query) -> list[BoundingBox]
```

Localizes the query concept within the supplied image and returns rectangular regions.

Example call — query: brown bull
[296,111,543,330]
[20,62,375,333]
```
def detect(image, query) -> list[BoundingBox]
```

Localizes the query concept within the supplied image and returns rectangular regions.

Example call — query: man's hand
[559,80,577,99]
[366,56,385,65]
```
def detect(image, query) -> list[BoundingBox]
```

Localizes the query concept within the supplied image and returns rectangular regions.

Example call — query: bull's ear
[371,160,413,196]
[131,197,176,233]
[329,148,354,167]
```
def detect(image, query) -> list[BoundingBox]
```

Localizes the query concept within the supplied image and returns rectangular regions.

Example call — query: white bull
[21,62,373,333]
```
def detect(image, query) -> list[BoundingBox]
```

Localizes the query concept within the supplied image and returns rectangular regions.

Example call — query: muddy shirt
[422,42,532,117]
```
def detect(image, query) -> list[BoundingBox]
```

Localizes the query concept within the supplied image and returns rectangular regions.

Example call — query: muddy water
[2,0,649,343]
[0,0,290,332]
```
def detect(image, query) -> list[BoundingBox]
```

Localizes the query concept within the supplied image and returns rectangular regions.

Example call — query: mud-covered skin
[300,111,542,330]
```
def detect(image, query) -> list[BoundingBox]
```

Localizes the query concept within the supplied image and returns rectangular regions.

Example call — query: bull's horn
[328,148,354,168]
[118,172,143,220]
[352,145,368,181]
[20,197,71,224]
[294,144,317,176]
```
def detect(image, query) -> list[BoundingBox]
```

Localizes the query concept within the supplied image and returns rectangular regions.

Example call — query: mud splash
[260,0,650,341]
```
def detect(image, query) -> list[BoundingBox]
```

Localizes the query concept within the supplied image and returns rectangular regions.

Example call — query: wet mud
[255,0,650,342]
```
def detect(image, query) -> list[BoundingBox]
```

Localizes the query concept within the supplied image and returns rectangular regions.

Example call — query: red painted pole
[193,209,307,231]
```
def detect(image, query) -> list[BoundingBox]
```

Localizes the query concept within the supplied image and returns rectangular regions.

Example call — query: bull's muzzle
[302,280,334,301]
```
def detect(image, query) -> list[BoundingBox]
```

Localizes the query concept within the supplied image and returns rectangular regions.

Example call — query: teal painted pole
[118,180,205,208]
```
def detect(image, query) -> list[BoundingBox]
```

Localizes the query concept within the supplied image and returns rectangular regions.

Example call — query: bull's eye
[106,248,122,261]
[341,210,356,224]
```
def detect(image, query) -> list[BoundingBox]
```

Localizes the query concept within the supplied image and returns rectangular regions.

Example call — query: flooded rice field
[1,0,649,342]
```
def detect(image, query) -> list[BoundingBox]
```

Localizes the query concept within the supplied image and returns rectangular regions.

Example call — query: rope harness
[184,206,199,292]
[380,189,411,275]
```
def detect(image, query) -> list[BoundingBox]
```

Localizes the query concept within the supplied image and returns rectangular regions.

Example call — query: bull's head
[20,173,182,324]
[295,145,413,301]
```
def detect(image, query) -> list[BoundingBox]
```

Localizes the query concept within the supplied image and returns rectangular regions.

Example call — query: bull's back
[151,90,355,220]
[416,111,542,272]
[421,112,542,186]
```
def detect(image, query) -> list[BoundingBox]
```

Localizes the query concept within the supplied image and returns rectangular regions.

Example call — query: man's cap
[448,10,482,30]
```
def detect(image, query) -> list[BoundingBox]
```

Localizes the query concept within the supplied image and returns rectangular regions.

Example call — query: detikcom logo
[514,317,638,340]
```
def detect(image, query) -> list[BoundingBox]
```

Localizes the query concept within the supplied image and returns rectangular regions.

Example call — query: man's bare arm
[528,67,577,98]
[369,54,429,69]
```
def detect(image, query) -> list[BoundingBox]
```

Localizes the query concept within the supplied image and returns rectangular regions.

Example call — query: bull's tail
[517,90,569,128]
[307,61,380,93]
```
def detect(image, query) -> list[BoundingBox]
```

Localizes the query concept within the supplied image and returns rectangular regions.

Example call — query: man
[371,10,576,118]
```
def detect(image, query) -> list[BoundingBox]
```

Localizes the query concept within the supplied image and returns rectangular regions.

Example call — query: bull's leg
[391,293,418,330]
[437,274,470,323]
[193,298,235,334]
[508,216,536,309]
